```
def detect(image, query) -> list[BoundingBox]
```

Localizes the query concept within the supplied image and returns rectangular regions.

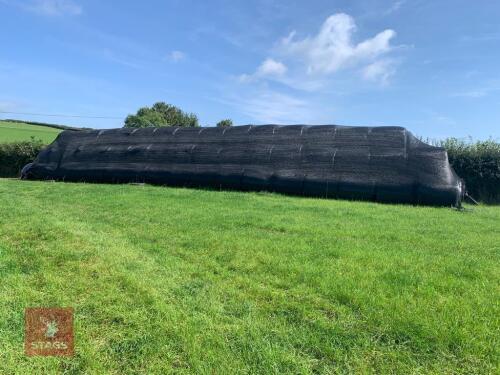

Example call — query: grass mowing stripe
[0,179,498,374]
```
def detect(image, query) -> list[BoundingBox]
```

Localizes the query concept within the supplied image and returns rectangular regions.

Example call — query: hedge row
[0,138,45,178]
[1,138,499,202]
[439,138,500,203]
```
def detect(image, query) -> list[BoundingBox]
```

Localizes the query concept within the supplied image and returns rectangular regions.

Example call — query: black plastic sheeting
[23,125,464,206]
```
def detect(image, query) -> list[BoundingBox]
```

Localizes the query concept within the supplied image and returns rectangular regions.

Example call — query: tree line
[124,102,232,128]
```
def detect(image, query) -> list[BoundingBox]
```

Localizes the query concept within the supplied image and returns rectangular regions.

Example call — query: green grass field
[0,121,61,143]
[0,179,498,374]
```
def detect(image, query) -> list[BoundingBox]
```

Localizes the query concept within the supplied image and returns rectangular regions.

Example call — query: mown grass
[0,121,61,143]
[0,179,498,374]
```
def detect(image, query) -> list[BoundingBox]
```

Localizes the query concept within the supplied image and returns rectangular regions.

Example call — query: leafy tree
[124,102,199,128]
[216,119,233,127]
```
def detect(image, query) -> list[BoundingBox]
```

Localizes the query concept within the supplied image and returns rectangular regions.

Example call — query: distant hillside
[0,118,90,131]
[0,120,64,143]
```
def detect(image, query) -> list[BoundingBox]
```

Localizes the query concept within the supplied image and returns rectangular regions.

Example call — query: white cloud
[256,58,287,77]
[281,13,395,75]
[239,58,287,82]
[229,13,401,124]
[460,33,500,42]
[241,91,308,123]
[26,0,82,16]
[451,81,500,98]
[223,90,332,124]
[384,0,407,15]
[362,59,396,84]
[453,90,487,98]
[101,48,142,69]
[166,50,186,62]
[239,13,398,90]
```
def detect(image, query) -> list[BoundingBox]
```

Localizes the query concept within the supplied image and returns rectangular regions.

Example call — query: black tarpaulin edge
[22,125,464,206]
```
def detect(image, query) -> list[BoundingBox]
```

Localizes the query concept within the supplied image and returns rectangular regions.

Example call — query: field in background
[0,120,61,143]
[0,179,498,374]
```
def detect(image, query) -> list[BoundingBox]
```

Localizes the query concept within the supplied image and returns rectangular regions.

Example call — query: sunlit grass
[0,121,61,143]
[0,179,498,374]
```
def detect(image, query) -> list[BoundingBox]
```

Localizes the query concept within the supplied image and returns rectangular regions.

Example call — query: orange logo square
[25,307,74,356]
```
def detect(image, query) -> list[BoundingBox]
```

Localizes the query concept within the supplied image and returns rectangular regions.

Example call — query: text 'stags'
[25,307,74,356]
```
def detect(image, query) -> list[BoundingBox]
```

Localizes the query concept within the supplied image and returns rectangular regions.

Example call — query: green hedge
[0,138,45,177]
[440,138,500,203]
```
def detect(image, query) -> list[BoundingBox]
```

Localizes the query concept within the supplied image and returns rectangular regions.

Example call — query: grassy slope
[0,121,61,143]
[0,179,498,374]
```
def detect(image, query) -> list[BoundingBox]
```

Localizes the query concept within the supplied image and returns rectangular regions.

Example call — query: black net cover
[23,125,464,206]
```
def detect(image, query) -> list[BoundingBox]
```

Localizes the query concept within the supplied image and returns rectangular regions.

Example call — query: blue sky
[0,0,499,139]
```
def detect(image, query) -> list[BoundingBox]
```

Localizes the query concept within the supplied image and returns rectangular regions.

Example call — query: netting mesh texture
[24,125,464,206]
